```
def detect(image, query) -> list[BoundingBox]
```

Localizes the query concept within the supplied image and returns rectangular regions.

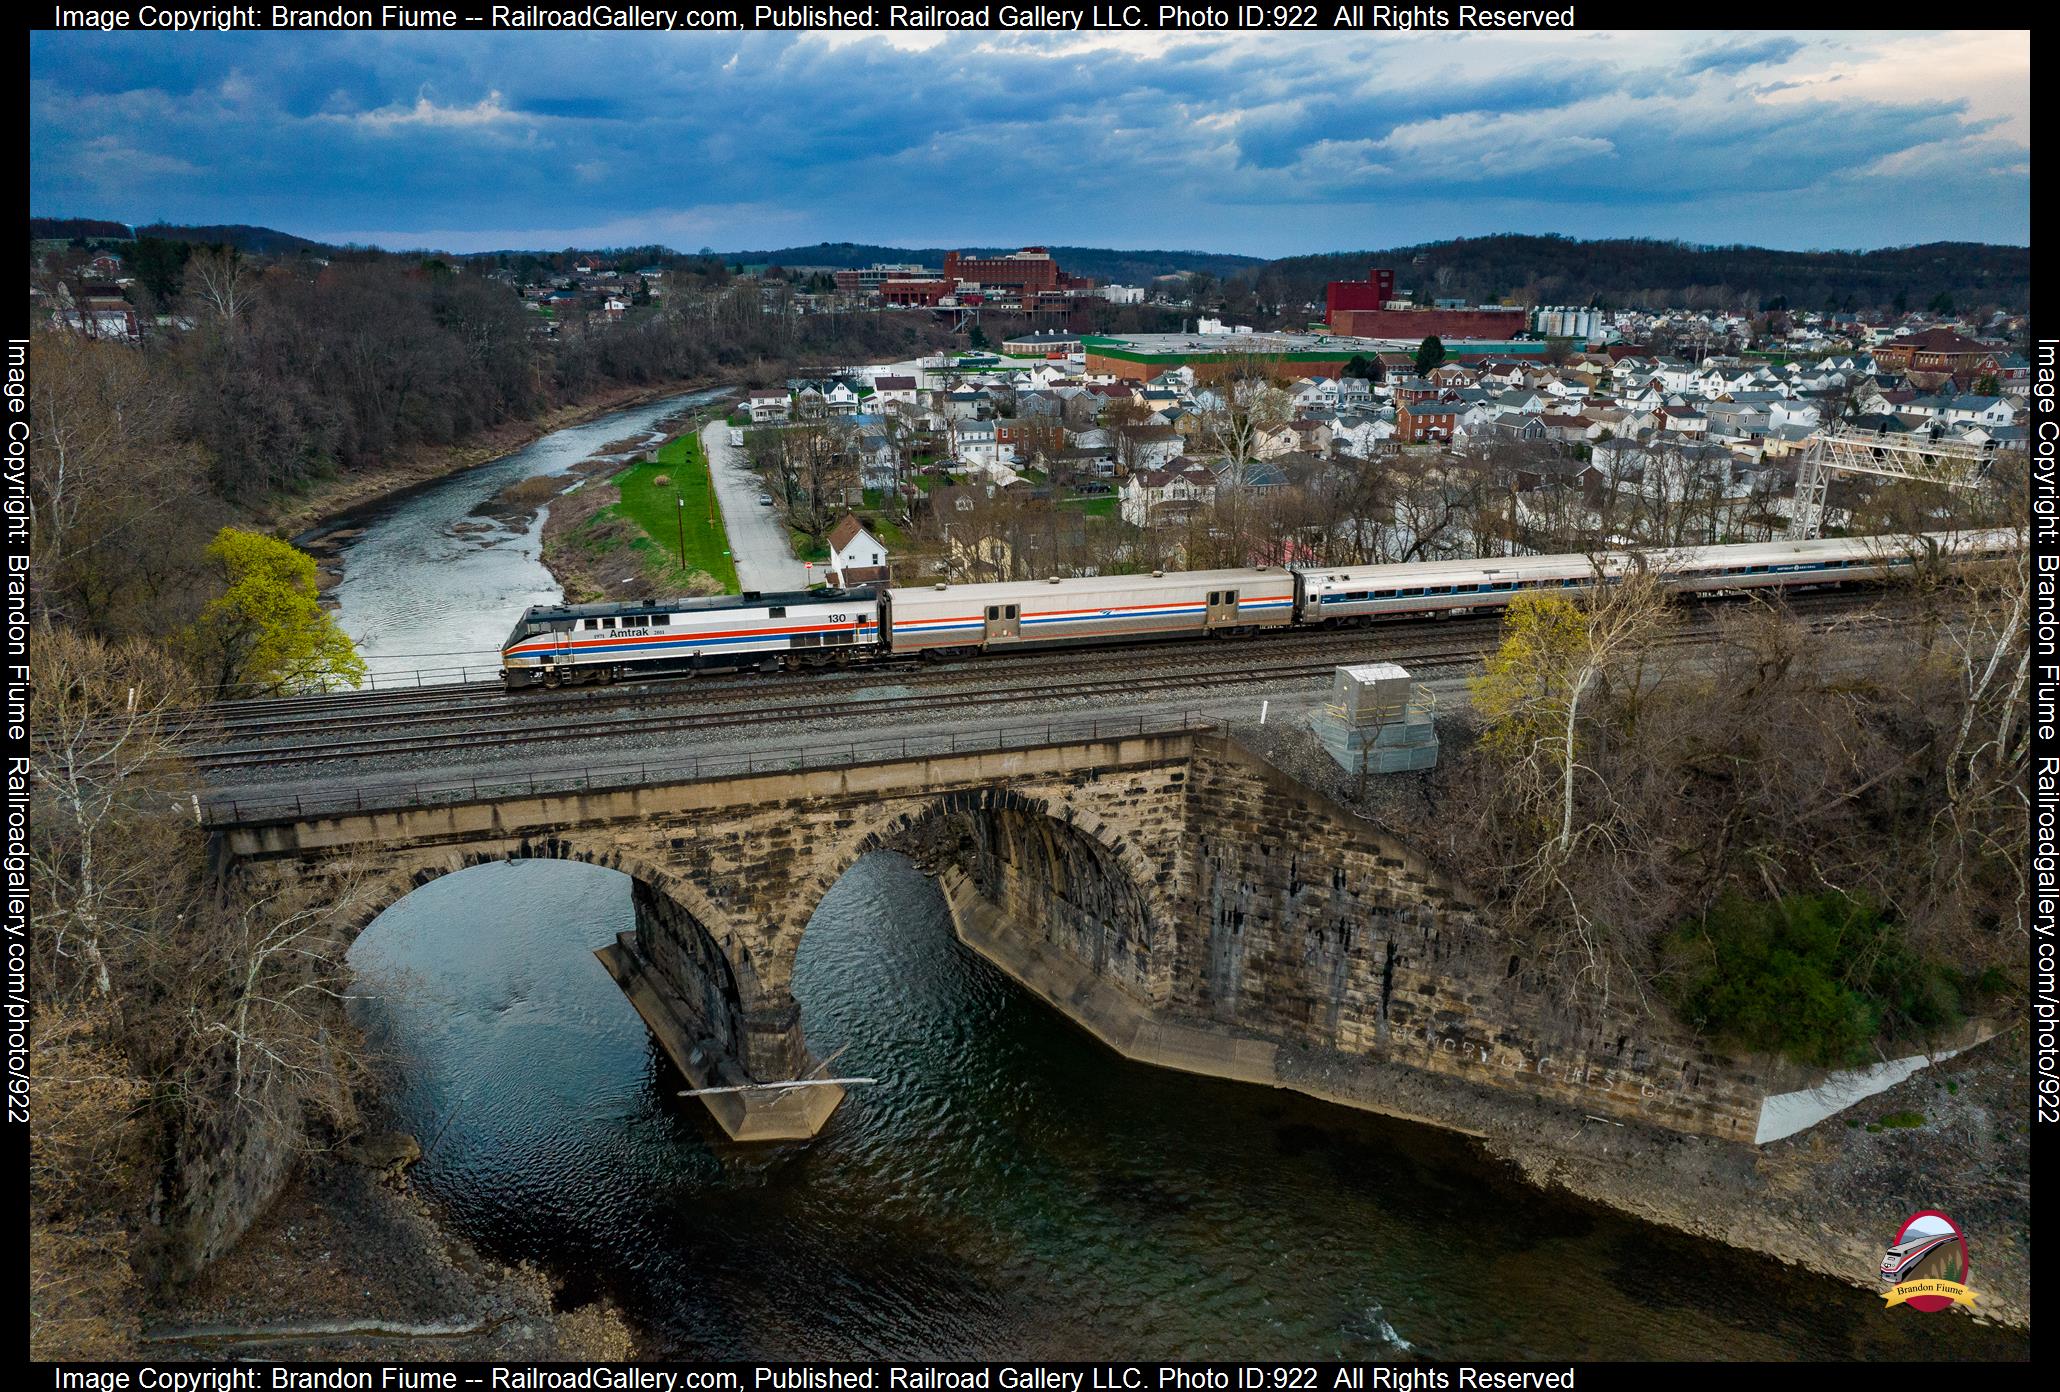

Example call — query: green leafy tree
[1663,892,1962,1067]
[1413,335,1446,375]
[185,528,365,697]
[128,237,191,304]
[1928,291,1956,316]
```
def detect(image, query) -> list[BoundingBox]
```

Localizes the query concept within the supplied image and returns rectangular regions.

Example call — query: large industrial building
[940,247,1095,294]
[1321,265,1528,340]
[1081,331,1545,382]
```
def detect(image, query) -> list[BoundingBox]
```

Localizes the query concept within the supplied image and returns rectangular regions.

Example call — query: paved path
[702,419,810,595]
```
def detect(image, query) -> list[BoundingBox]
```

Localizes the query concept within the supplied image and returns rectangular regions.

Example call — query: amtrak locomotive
[499,530,2014,689]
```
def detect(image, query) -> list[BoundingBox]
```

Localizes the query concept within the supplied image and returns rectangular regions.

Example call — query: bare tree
[1468,564,1675,1003]
[185,245,257,337]
[28,628,204,1005]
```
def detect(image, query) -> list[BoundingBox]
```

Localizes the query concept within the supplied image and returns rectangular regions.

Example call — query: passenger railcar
[1291,534,1975,626]
[498,529,2016,688]
[501,588,880,687]
[883,567,1295,658]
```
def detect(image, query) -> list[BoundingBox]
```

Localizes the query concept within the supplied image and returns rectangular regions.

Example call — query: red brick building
[1324,266,1396,321]
[882,278,953,306]
[1396,399,1458,444]
[1323,265,1525,338]
[942,247,1093,294]
[1873,327,1998,376]
[1329,305,1528,338]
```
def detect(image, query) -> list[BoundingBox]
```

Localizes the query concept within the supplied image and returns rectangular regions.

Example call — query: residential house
[952,417,1001,467]
[1396,399,1459,444]
[1330,412,1396,456]
[871,375,920,410]
[1120,461,1216,528]
[826,515,890,587]
[746,390,791,423]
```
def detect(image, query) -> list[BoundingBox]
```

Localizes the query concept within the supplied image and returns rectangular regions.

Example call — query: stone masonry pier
[219,727,1778,1144]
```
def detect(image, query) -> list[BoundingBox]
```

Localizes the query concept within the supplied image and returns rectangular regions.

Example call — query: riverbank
[142,1153,637,1360]
[535,416,732,604]
[1225,714,2031,1332]
[266,377,734,584]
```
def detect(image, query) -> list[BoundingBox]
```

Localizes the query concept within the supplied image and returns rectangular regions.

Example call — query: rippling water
[315,389,729,684]
[347,856,2028,1361]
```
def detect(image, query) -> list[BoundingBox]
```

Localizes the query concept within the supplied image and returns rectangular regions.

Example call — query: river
[331,392,2027,1361]
[310,387,731,685]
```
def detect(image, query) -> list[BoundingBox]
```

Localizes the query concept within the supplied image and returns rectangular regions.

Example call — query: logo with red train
[1880,1211,1978,1313]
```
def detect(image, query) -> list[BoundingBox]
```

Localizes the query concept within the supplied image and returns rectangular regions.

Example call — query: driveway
[702,419,810,595]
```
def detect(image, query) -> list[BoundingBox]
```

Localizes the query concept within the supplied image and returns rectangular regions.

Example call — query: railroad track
[195,600,1891,775]
[189,588,1887,747]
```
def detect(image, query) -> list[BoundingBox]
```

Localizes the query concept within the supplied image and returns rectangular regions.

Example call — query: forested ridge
[1248,235,2033,314]
[29,243,943,653]
[38,218,2030,312]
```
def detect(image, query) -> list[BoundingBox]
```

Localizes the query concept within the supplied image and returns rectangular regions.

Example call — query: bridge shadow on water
[346,854,2028,1362]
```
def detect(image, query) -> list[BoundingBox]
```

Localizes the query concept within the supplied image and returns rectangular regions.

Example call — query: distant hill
[1248,235,2032,314]
[32,218,339,254]
[720,241,1266,284]
[133,222,336,255]
[30,217,135,242]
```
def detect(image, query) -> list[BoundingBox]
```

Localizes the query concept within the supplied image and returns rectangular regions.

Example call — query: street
[700,417,811,595]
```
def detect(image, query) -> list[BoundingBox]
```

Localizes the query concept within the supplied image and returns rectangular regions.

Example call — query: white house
[1120,463,1216,528]
[1767,399,1821,430]
[746,390,790,423]
[871,374,920,409]
[826,514,890,587]
[952,418,999,466]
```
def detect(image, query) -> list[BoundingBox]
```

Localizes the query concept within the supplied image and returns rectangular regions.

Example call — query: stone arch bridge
[217,727,1766,1144]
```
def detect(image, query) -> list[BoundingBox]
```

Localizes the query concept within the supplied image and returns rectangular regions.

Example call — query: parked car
[758,493,774,506]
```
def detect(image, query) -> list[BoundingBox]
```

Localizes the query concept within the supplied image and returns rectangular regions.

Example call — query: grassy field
[610,433,740,592]
[1064,495,1119,518]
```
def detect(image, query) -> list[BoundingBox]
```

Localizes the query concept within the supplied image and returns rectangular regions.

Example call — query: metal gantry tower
[1791,427,1994,539]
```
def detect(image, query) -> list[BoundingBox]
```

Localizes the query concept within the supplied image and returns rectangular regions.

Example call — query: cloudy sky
[29,29,2029,257]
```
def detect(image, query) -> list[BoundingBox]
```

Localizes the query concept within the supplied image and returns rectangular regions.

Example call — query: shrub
[1663,891,1962,1068]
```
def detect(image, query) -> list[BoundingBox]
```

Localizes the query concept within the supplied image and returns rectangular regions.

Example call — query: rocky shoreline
[143,1153,636,1360]
[1230,711,2031,1332]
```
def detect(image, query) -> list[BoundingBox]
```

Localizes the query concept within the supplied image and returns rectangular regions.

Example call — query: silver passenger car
[884,567,1295,655]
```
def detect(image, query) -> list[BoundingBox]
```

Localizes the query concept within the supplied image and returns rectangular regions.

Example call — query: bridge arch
[332,839,767,1078]
[793,785,1174,1007]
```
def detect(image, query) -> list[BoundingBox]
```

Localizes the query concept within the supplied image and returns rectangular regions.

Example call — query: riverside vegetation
[25,243,941,1354]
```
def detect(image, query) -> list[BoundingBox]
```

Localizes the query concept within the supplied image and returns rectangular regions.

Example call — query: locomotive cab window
[769,606,786,618]
[987,605,1000,620]
[652,615,670,625]
[1005,605,1019,619]
[602,618,616,629]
